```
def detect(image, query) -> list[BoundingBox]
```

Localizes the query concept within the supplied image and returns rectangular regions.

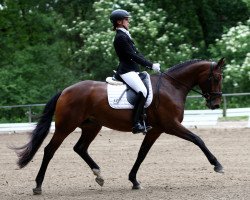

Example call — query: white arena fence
[183,108,250,126]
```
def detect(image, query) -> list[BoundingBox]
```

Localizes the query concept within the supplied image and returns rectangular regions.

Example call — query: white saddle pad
[107,74,153,109]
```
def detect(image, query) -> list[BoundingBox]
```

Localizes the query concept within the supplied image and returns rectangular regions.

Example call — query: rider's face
[117,17,130,30]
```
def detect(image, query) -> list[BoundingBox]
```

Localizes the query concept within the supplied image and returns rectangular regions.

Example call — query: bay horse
[13,58,225,194]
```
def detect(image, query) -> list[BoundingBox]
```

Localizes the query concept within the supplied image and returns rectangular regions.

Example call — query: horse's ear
[217,57,226,69]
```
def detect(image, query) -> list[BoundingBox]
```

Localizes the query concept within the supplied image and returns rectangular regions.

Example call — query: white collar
[116,27,132,39]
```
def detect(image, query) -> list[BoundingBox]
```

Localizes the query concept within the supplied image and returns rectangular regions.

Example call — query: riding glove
[152,63,161,72]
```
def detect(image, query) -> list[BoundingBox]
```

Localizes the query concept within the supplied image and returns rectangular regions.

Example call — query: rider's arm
[115,35,153,69]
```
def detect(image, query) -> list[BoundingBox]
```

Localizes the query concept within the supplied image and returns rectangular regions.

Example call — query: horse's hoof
[95,177,104,186]
[132,184,142,190]
[214,165,224,174]
[33,187,42,195]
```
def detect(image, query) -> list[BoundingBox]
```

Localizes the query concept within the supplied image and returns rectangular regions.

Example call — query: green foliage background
[0,0,249,122]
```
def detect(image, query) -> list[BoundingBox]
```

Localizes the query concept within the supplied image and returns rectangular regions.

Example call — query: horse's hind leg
[33,129,71,195]
[73,119,104,186]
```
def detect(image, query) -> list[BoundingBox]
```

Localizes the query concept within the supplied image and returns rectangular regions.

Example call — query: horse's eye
[214,74,222,83]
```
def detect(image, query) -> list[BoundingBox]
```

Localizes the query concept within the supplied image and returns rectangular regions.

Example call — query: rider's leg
[120,72,151,133]
[120,72,147,97]
[132,92,147,133]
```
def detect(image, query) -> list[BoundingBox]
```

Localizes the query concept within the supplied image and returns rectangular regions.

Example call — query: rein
[161,72,205,97]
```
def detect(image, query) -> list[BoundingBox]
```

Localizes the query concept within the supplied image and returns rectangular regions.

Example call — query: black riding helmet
[110,9,131,25]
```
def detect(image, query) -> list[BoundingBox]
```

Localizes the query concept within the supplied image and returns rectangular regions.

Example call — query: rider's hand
[152,63,161,72]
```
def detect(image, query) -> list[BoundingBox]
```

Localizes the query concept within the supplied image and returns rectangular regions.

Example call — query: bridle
[159,62,222,104]
[202,62,223,102]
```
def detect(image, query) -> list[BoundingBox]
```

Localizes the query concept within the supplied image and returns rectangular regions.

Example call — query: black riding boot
[132,92,151,134]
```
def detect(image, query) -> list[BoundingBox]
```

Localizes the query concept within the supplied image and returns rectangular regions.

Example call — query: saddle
[106,71,153,109]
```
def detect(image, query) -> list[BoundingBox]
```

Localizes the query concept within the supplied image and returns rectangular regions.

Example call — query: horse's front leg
[129,129,162,189]
[168,122,224,173]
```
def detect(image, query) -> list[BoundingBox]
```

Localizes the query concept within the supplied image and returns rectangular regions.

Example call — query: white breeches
[120,71,147,98]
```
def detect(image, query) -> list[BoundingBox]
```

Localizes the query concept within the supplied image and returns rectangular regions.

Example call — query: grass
[218,116,249,121]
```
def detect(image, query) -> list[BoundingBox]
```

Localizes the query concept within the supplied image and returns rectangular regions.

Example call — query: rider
[110,9,161,134]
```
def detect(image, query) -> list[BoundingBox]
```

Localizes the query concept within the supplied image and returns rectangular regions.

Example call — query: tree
[65,0,199,80]
[209,19,250,93]
[146,0,249,54]
[208,19,250,108]
[0,0,76,121]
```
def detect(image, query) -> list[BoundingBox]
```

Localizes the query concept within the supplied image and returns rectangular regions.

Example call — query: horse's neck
[168,63,201,93]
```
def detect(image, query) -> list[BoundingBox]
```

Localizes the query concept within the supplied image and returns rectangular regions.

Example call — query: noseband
[161,62,222,103]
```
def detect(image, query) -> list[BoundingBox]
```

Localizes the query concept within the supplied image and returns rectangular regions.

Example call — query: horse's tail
[13,92,62,169]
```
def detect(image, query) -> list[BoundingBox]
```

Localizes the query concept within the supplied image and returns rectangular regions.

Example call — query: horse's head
[199,58,226,110]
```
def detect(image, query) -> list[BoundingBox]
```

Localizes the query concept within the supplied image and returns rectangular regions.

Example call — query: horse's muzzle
[210,104,220,110]
[205,92,222,110]
[206,99,221,110]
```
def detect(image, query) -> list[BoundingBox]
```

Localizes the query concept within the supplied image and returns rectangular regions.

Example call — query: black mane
[167,59,204,72]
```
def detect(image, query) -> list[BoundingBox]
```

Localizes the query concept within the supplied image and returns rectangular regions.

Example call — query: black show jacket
[113,30,153,74]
